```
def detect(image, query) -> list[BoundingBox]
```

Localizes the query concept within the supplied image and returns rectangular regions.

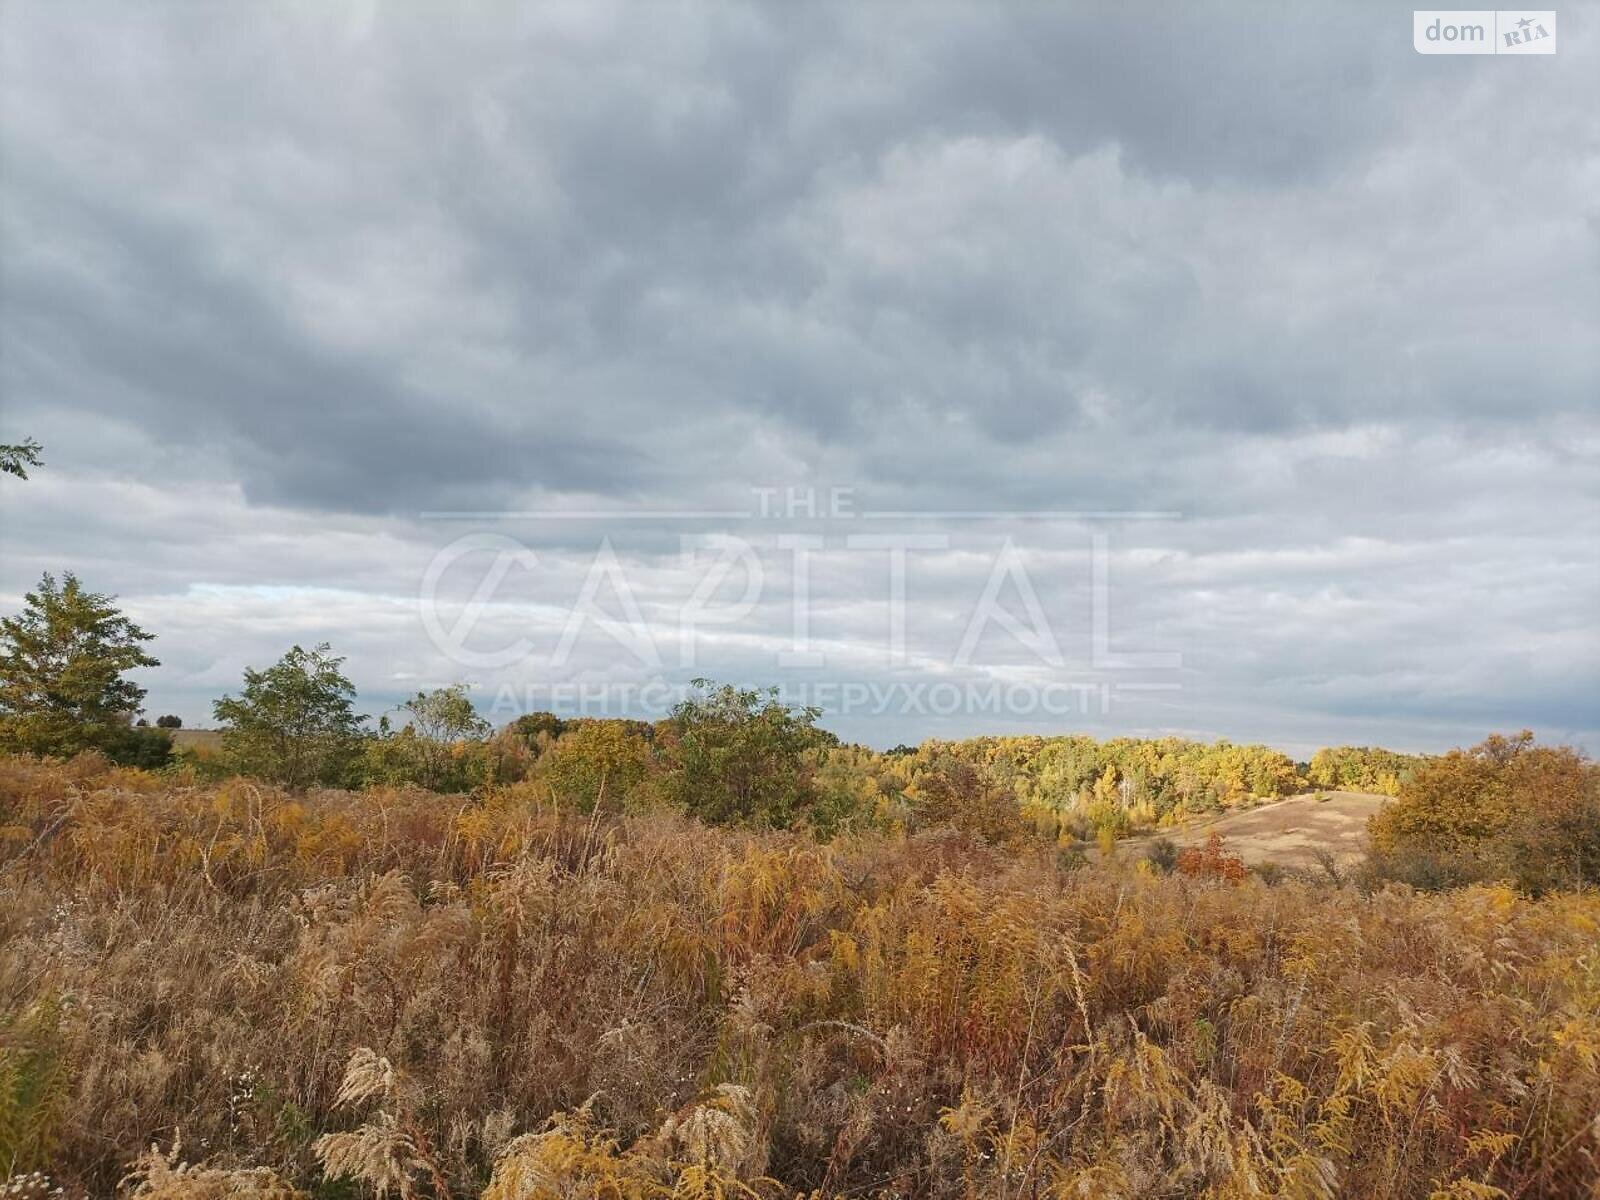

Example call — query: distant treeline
[0,568,1431,844]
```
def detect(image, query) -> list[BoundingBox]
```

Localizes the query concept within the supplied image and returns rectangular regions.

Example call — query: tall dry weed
[1,755,1596,1198]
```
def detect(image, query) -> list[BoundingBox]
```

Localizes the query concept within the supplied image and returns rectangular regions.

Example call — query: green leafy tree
[213,644,366,788]
[365,684,490,792]
[155,714,182,729]
[505,711,569,758]
[808,744,890,837]
[0,572,166,764]
[1308,745,1423,796]
[0,437,43,479]
[659,680,826,827]
[401,684,489,743]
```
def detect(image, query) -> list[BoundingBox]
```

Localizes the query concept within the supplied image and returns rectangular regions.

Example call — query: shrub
[530,719,656,814]
[904,754,1026,847]
[658,680,826,827]
[94,723,173,769]
[1357,846,1479,892]
[1143,836,1179,874]
[363,686,492,793]
[1252,860,1286,885]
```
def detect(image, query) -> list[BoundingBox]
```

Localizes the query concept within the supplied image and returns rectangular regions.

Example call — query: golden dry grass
[1,754,1597,1198]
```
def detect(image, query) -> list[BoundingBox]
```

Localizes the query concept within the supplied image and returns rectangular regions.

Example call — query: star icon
[1517,16,1534,28]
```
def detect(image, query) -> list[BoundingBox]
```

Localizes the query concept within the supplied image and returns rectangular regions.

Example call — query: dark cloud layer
[1,0,1596,752]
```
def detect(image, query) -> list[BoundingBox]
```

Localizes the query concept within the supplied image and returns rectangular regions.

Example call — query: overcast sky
[1,1,1596,755]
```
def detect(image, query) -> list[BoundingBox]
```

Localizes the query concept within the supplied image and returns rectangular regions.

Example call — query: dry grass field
[2,755,1597,1199]
[165,728,222,752]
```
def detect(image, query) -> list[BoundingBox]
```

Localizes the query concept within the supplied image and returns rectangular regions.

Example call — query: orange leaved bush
[1369,731,1600,892]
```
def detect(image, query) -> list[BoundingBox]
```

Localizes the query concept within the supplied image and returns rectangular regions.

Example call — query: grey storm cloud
[0,0,1597,751]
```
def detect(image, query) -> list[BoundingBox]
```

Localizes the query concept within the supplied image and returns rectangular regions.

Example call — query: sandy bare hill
[1140,790,1390,869]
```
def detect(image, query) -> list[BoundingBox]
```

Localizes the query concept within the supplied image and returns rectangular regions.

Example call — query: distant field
[167,727,222,751]
[1133,790,1389,868]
